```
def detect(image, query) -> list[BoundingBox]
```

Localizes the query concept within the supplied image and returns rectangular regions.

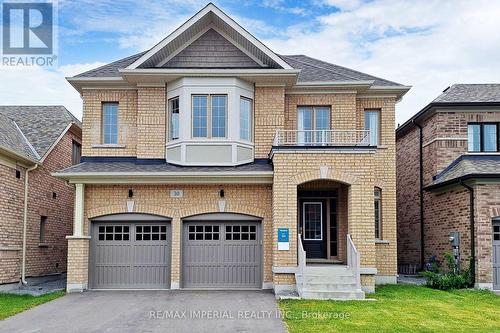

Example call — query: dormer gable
[127,3,291,70]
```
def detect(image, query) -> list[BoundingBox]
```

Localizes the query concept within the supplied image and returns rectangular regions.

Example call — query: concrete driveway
[0,290,287,333]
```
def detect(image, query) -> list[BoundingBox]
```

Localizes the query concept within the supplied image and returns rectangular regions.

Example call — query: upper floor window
[169,97,180,140]
[297,106,330,143]
[102,102,118,144]
[374,188,382,239]
[365,109,380,146]
[192,95,227,138]
[72,140,81,165]
[468,123,499,152]
[240,97,252,141]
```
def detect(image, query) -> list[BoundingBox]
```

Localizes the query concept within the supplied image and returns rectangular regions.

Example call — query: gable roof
[161,28,262,69]
[397,84,500,137]
[0,106,81,161]
[128,3,290,70]
[426,155,500,190]
[69,3,407,96]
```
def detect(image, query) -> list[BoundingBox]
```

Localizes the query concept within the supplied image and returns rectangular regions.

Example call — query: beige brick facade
[137,86,166,159]
[82,89,137,157]
[69,83,398,293]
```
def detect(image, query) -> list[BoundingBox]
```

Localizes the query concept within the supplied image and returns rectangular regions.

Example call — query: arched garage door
[90,213,171,289]
[182,213,262,289]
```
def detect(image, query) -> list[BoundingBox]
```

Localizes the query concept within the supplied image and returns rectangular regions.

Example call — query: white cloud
[263,0,500,124]
[0,62,104,120]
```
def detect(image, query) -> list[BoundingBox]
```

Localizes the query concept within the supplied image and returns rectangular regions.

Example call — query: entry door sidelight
[301,201,327,258]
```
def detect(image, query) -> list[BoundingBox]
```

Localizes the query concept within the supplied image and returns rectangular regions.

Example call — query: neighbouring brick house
[397,84,500,290]
[54,3,410,299]
[0,106,82,286]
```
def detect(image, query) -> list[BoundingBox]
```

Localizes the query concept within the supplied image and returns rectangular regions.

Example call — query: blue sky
[2,0,500,123]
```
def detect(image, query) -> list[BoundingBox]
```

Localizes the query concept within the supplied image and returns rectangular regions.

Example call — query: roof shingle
[432,84,500,103]
[0,106,81,160]
[429,155,500,188]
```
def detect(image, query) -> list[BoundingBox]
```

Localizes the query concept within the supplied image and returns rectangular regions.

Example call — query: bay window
[169,97,179,140]
[192,95,227,138]
[240,97,252,141]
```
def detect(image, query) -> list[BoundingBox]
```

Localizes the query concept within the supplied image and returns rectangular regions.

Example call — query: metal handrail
[347,234,361,290]
[274,129,371,146]
[297,233,306,296]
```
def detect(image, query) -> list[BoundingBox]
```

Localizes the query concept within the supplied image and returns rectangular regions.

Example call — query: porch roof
[426,155,500,190]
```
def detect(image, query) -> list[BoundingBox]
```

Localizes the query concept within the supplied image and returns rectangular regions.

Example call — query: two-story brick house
[0,106,81,288]
[55,3,410,298]
[397,84,500,291]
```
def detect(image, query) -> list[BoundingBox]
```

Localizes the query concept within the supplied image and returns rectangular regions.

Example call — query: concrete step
[302,274,356,284]
[301,289,365,300]
[303,266,354,276]
[301,282,359,291]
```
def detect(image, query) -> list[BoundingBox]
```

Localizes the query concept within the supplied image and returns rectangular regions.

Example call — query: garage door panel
[91,222,171,289]
[183,221,262,289]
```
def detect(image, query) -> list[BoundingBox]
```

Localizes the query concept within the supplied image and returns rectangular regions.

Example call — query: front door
[493,221,500,290]
[300,200,327,258]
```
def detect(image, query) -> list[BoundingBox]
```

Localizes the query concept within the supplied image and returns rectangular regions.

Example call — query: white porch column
[73,183,85,236]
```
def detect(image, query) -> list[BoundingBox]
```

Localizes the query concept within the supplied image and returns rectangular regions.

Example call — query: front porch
[295,180,363,299]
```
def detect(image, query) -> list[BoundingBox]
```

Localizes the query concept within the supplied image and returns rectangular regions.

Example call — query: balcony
[273,129,372,147]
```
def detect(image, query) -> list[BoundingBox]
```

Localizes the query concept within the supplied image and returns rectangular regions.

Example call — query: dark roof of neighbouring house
[426,155,500,190]
[433,84,500,103]
[0,112,39,160]
[0,106,81,161]
[73,51,404,86]
[397,84,500,137]
[55,159,273,175]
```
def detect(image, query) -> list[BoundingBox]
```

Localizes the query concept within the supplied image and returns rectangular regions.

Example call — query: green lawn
[279,285,500,333]
[0,291,65,320]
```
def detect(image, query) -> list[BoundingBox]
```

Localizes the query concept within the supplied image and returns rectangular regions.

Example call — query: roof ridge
[12,120,41,160]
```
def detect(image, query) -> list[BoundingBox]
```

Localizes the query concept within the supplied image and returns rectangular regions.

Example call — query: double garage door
[90,215,262,289]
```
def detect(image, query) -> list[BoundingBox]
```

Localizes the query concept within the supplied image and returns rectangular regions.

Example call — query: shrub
[421,252,473,290]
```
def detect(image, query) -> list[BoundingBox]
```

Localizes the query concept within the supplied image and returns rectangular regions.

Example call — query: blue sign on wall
[278,228,289,243]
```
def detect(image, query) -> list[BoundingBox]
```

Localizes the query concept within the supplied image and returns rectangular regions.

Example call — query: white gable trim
[157,24,267,68]
[127,3,292,70]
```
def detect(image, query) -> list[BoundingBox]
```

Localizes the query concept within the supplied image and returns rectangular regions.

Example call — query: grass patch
[279,285,500,333]
[0,291,65,320]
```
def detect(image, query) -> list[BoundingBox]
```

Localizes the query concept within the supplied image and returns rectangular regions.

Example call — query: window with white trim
[240,97,252,141]
[297,106,330,143]
[102,102,119,144]
[192,95,227,138]
[365,109,380,146]
[169,97,180,140]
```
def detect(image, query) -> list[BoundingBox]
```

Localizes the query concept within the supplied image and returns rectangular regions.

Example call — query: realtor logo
[1,1,57,66]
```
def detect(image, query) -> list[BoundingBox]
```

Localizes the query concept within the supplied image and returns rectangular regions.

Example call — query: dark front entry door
[300,200,327,258]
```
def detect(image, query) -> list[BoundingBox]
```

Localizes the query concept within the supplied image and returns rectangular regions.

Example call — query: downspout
[459,180,476,286]
[412,119,425,269]
[21,164,38,285]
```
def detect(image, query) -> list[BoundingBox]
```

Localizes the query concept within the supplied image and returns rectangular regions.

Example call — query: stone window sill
[38,243,49,248]
[92,144,126,149]
[375,239,390,244]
